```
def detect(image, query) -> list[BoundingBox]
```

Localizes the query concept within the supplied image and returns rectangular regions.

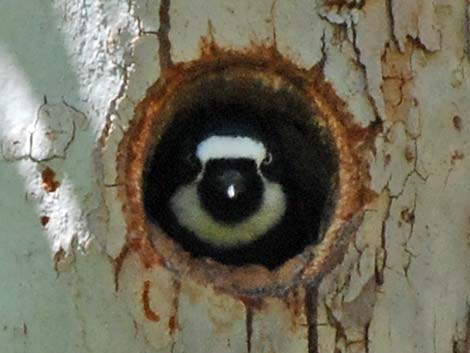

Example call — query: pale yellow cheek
[170,180,286,247]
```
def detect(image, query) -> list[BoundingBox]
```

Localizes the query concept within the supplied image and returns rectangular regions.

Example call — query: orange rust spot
[285,288,305,322]
[451,150,465,165]
[239,296,265,311]
[384,153,392,166]
[53,248,66,271]
[453,115,463,132]
[41,167,60,192]
[142,281,160,322]
[400,208,415,224]
[137,239,164,269]
[404,146,415,162]
[382,43,414,123]
[40,216,50,226]
[113,244,132,291]
[168,315,179,335]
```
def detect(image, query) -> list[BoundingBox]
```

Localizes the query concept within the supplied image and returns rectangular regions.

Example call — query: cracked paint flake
[168,0,275,63]
[134,0,161,33]
[322,26,378,127]
[353,0,391,118]
[249,294,310,353]
[390,0,441,53]
[272,0,325,69]
[369,123,416,195]
[381,42,415,123]
[30,102,87,162]
[170,274,248,353]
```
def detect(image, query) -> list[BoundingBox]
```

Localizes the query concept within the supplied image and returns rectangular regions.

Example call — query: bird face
[169,134,287,248]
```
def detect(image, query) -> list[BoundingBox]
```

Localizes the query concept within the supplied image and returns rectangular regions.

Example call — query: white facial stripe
[196,136,267,164]
[170,179,286,247]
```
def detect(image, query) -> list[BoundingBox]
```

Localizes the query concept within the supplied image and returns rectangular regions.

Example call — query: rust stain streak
[305,284,318,353]
[168,279,181,335]
[462,305,470,353]
[453,115,463,132]
[168,315,178,335]
[113,243,131,292]
[465,0,470,60]
[381,42,414,123]
[245,306,253,353]
[158,0,173,71]
[142,280,160,322]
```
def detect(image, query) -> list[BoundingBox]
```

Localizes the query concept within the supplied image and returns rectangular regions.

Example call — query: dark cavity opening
[143,71,339,270]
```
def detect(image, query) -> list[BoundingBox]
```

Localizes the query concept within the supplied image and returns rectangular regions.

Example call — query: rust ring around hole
[116,51,369,297]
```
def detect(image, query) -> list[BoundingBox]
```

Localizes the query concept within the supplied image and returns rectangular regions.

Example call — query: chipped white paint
[1,1,470,353]
[169,0,275,62]
[31,103,87,162]
[250,294,310,353]
[171,277,247,353]
[273,0,325,69]
[391,0,441,52]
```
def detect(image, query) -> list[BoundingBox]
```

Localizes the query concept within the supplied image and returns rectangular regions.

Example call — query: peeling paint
[381,42,415,123]
[30,102,86,162]
[390,0,441,53]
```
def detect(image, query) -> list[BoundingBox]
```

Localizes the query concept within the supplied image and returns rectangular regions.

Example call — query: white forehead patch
[196,136,266,164]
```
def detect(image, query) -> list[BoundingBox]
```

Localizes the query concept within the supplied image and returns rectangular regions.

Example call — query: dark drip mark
[158,0,173,71]
[246,306,253,353]
[305,284,319,353]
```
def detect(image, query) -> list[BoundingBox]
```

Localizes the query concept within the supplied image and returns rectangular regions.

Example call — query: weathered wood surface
[1,1,470,352]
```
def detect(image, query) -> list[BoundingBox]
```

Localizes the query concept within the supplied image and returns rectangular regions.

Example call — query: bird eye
[186,152,199,166]
[262,152,273,166]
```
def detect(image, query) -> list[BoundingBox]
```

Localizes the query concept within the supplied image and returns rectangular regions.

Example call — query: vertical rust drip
[142,280,160,322]
[465,0,470,60]
[169,279,181,335]
[246,306,253,353]
[113,243,130,291]
[462,307,470,353]
[305,284,318,353]
[365,322,371,353]
[158,0,173,71]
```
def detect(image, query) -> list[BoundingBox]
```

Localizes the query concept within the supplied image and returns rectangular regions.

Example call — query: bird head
[169,125,287,248]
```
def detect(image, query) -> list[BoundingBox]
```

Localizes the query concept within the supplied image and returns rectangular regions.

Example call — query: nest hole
[143,70,339,270]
